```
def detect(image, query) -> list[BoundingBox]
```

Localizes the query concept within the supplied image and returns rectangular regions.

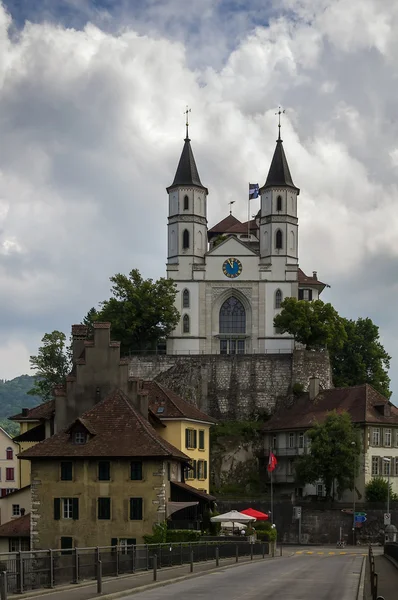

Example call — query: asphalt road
[120,552,364,600]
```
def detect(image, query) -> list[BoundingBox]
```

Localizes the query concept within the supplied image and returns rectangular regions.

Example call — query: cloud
[0,1,398,399]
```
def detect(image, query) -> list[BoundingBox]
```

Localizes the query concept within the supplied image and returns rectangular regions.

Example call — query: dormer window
[74,432,86,445]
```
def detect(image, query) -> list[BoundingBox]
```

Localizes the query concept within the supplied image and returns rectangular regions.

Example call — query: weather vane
[275,106,285,139]
[184,106,191,139]
[229,200,236,215]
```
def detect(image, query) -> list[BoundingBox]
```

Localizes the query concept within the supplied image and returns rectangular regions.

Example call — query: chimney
[20,508,26,516]
[71,325,88,362]
[138,391,149,420]
[308,377,320,401]
[93,322,111,348]
[312,271,318,280]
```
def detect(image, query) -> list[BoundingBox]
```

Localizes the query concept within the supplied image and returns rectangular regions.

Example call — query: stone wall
[129,349,332,420]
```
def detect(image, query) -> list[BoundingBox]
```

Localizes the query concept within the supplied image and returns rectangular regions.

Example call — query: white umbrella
[210,510,256,524]
[221,521,246,530]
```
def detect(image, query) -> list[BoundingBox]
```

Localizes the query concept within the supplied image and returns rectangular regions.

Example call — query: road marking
[307,551,313,554]
[317,552,324,555]
[328,552,335,555]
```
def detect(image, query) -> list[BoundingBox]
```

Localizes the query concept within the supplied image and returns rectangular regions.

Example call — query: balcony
[267,447,308,457]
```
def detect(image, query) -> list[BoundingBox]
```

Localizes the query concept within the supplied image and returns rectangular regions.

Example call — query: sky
[0,0,398,398]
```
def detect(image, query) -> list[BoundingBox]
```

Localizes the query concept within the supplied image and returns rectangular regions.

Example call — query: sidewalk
[364,554,398,600]
[8,553,279,600]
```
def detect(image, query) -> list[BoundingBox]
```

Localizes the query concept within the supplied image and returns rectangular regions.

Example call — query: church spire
[261,110,299,193]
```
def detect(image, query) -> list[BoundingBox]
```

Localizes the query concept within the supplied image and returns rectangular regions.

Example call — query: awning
[171,481,216,502]
[166,502,199,517]
[241,508,269,521]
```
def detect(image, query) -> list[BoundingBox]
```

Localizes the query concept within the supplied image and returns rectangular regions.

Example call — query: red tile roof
[208,215,241,234]
[263,384,398,432]
[225,219,258,234]
[144,381,216,424]
[0,513,30,538]
[9,400,55,422]
[19,389,189,461]
[298,268,328,288]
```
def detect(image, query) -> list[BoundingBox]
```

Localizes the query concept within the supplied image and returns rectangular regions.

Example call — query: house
[0,512,30,553]
[0,486,30,525]
[263,377,398,502]
[0,427,20,494]
[14,322,215,550]
[144,381,216,494]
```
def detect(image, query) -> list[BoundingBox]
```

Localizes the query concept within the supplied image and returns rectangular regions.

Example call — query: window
[183,195,189,210]
[183,314,190,333]
[6,447,13,460]
[9,538,30,552]
[185,429,197,449]
[182,289,190,308]
[219,297,246,334]
[276,195,282,211]
[275,289,282,309]
[182,229,190,249]
[60,537,73,555]
[61,461,73,481]
[383,459,391,476]
[6,468,14,481]
[272,435,277,450]
[98,461,110,481]
[384,429,392,447]
[317,484,324,496]
[54,498,78,520]
[288,432,295,449]
[185,460,197,479]
[74,431,86,445]
[199,430,205,451]
[12,504,20,517]
[130,498,143,520]
[275,229,283,249]
[371,456,379,476]
[372,428,380,447]
[298,433,304,449]
[98,497,111,520]
[287,460,294,475]
[395,458,398,477]
[197,460,208,480]
[113,538,136,553]
[130,461,143,481]
[220,339,245,354]
[299,289,313,301]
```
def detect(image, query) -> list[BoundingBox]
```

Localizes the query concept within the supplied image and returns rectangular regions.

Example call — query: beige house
[263,377,398,502]
[0,427,20,494]
[0,486,31,525]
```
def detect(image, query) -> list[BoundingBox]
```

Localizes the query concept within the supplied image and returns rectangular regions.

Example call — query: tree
[329,317,391,398]
[273,298,347,350]
[365,477,397,503]
[28,331,71,401]
[93,268,179,354]
[294,411,360,500]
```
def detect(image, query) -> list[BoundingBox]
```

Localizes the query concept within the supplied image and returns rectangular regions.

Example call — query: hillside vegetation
[0,375,40,435]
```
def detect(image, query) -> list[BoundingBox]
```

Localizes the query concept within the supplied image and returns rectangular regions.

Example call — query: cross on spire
[184,105,191,139]
[275,106,285,140]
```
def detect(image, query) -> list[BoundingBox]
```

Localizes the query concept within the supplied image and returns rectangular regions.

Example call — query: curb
[356,556,366,600]
[383,553,398,571]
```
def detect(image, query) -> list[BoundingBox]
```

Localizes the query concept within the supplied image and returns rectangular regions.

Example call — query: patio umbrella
[211,509,256,525]
[241,508,269,521]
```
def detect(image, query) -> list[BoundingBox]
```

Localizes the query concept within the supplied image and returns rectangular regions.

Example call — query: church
[166,118,328,356]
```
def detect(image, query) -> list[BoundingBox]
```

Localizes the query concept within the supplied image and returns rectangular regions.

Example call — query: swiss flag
[267,452,277,472]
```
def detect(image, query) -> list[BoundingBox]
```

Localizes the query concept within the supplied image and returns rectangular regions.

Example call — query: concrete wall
[30,458,171,550]
[130,350,332,420]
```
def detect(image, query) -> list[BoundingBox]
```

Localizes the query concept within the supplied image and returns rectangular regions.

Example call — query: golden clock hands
[228,258,234,267]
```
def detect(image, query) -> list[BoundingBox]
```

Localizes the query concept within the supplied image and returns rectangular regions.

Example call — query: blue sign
[354,515,367,523]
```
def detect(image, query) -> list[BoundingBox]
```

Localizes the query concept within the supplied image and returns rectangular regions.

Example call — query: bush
[254,521,277,542]
[143,522,167,544]
[166,530,201,543]
[365,477,398,502]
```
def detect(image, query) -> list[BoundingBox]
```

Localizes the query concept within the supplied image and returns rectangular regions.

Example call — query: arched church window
[275,229,283,250]
[183,229,190,249]
[219,297,246,334]
[182,289,190,308]
[275,289,282,309]
[183,314,190,333]
[290,230,295,251]
[277,195,282,211]
[184,195,189,210]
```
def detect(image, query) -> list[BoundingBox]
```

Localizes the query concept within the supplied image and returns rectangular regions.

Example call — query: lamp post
[383,457,391,517]
[352,441,356,545]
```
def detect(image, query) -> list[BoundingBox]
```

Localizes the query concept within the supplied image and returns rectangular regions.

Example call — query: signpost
[384,513,391,526]
[354,512,367,523]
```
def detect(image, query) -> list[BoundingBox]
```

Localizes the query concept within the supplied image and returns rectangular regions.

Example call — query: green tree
[365,477,397,502]
[28,331,71,401]
[329,317,391,398]
[94,268,179,354]
[295,411,360,500]
[273,298,347,350]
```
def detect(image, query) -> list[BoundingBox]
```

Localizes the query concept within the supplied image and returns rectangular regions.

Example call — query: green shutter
[193,460,197,478]
[199,430,205,450]
[185,429,189,448]
[204,461,208,479]
[193,430,197,448]
[54,498,61,520]
[72,498,79,520]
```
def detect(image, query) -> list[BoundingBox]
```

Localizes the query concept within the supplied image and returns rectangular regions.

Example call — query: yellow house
[145,382,216,494]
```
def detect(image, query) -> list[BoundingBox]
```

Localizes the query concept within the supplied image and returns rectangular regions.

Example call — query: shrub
[143,522,167,544]
[166,529,201,543]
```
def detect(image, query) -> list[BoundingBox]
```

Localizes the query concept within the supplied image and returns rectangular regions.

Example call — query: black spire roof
[262,135,299,193]
[167,136,207,192]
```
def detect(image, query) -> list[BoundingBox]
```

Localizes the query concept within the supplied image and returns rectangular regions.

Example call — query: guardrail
[0,540,271,597]
[368,545,378,600]
[384,542,398,562]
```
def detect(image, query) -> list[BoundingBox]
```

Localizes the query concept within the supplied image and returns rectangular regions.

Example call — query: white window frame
[298,433,304,449]
[383,459,391,476]
[316,483,323,496]
[371,456,379,476]
[384,429,392,447]
[288,432,295,449]
[395,458,398,477]
[372,428,380,447]
[62,498,73,519]
[74,431,86,445]
[12,504,20,517]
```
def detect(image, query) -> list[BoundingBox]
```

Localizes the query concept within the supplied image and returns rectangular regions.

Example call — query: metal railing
[384,541,398,562]
[0,541,270,596]
[368,545,378,600]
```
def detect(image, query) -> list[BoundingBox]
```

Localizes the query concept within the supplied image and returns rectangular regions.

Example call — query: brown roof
[208,215,241,234]
[171,481,216,501]
[19,389,189,461]
[144,381,216,424]
[9,400,55,422]
[0,485,30,499]
[263,384,398,432]
[298,268,328,288]
[0,513,30,538]
[225,219,258,234]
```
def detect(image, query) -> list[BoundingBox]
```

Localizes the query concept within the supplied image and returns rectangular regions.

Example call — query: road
[119,551,364,600]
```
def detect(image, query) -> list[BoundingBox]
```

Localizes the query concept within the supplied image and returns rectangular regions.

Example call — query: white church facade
[166,124,328,355]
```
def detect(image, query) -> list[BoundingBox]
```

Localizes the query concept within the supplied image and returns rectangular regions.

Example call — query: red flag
[268,452,277,472]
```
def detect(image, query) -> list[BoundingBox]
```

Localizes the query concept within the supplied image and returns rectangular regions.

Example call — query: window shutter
[72,498,79,520]
[54,498,61,520]
[309,289,313,301]
[298,289,304,300]
[193,430,197,449]
[204,461,208,479]
[185,429,189,448]
[193,460,197,478]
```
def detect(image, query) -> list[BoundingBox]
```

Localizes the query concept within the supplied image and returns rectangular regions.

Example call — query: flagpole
[271,467,273,526]
[248,184,250,239]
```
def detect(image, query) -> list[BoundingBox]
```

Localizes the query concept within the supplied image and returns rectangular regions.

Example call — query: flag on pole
[268,452,277,472]
[249,183,259,199]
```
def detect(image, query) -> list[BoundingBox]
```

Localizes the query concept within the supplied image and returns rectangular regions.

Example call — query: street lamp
[383,457,391,517]
[352,442,356,545]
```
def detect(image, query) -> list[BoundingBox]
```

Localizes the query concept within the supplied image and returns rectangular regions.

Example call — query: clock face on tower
[222,257,242,279]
